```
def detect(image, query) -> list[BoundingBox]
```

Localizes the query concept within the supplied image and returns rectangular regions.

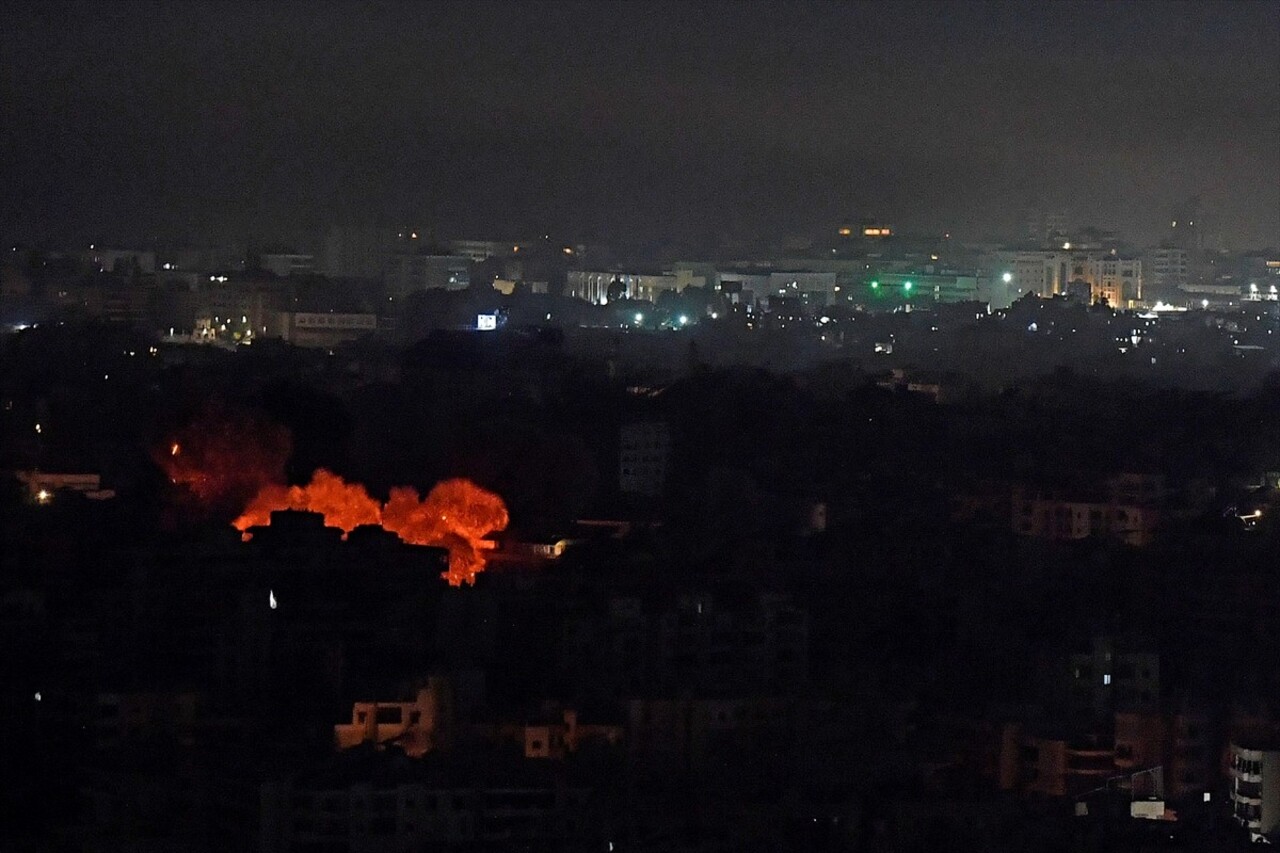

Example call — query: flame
[232,469,382,536]
[232,469,508,586]
[383,479,509,586]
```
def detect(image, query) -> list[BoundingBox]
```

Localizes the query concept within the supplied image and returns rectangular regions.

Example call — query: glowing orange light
[233,469,381,538]
[159,405,292,510]
[233,470,509,586]
[838,227,852,236]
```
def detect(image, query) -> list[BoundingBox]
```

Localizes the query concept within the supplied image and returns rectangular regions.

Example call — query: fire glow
[232,469,509,587]
[159,406,292,510]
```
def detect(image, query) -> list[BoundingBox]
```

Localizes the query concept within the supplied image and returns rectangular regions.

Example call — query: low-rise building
[259,253,315,278]
[261,751,592,852]
[997,250,1143,307]
[269,311,378,348]
[520,708,623,760]
[862,271,980,305]
[565,270,685,305]
[335,683,449,758]
[84,247,157,275]
[14,470,115,501]
[1012,476,1162,546]
[1017,730,1115,797]
[767,271,839,306]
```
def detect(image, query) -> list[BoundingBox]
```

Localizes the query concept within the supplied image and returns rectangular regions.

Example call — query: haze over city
[4,3,1280,852]
[2,1,1278,250]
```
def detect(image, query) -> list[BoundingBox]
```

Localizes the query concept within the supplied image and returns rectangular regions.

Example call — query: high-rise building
[1229,737,1280,842]
[1145,247,1189,293]
[619,421,669,497]
[448,239,529,263]
[320,225,396,280]
[385,253,471,298]
[1025,208,1071,245]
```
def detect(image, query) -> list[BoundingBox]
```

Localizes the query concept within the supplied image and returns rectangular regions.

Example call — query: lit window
[1103,673,1111,685]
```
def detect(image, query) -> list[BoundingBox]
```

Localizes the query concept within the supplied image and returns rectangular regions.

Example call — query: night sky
[2,1,1277,250]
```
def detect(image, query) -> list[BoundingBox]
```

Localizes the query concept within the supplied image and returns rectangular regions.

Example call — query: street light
[1002,272,1013,283]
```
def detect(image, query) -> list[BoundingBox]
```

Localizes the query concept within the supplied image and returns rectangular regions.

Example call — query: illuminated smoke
[232,470,509,586]
[159,405,292,512]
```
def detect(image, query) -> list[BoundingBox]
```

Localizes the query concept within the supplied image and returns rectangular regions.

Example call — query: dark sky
[2,1,1277,250]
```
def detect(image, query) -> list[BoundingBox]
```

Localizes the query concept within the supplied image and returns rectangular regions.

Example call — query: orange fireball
[233,469,508,586]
